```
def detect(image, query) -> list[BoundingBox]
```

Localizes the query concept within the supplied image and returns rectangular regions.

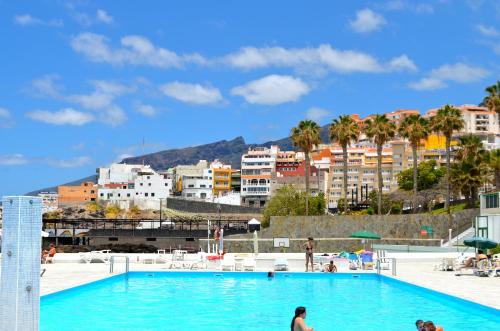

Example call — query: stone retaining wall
[166,197,262,214]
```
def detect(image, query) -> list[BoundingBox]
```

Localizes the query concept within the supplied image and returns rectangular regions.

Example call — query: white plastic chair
[220,255,236,271]
[242,257,256,271]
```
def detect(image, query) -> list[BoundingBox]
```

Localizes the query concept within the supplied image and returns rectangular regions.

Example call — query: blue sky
[0,0,499,196]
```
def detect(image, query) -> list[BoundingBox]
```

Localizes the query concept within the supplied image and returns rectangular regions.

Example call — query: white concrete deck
[29,252,500,310]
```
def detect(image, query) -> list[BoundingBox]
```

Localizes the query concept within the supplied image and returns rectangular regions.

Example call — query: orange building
[58,181,97,204]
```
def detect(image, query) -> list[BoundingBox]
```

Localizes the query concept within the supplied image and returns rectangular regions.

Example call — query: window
[127,193,131,197]
[145,193,149,197]
[140,183,143,186]
[100,193,104,197]
[148,183,151,186]
[485,194,499,208]
[151,193,155,197]
[118,193,121,197]
[188,184,194,188]
[165,183,168,186]
[147,176,150,179]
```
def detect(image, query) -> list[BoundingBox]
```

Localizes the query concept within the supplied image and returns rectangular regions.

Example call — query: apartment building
[272,161,327,196]
[327,142,407,209]
[58,182,97,204]
[241,145,278,207]
[97,163,174,208]
[181,168,213,200]
[211,160,233,196]
[174,160,209,193]
[37,192,58,213]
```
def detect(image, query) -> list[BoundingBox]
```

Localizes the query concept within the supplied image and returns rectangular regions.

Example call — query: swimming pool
[41,272,500,331]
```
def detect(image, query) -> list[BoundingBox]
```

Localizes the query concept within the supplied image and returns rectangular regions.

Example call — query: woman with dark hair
[291,306,314,331]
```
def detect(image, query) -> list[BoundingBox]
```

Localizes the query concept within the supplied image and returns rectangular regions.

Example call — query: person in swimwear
[303,237,314,272]
[291,306,313,331]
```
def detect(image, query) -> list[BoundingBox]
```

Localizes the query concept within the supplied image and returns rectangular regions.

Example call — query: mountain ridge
[26,125,330,195]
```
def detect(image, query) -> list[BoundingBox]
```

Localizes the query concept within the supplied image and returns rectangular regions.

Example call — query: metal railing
[109,256,130,274]
[376,257,397,276]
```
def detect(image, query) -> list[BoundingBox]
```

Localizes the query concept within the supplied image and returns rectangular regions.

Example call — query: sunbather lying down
[460,250,487,269]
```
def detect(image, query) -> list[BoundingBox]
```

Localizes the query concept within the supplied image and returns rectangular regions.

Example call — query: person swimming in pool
[291,307,313,331]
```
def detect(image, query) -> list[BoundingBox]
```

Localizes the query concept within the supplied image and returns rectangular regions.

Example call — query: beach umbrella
[219,228,224,254]
[253,230,259,256]
[349,231,381,239]
[463,237,498,250]
[350,231,381,250]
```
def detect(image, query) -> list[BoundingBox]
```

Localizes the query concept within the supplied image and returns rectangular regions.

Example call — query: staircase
[442,227,476,247]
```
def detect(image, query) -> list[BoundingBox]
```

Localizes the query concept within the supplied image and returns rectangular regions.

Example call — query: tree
[364,114,396,214]
[290,120,322,215]
[483,80,500,114]
[486,149,500,189]
[430,105,464,214]
[262,185,326,227]
[329,115,360,214]
[86,201,103,213]
[367,190,402,215]
[397,160,445,191]
[127,205,141,219]
[451,135,488,208]
[105,204,122,219]
[398,114,430,213]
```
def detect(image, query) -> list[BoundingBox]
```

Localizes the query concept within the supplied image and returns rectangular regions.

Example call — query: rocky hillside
[28,125,330,194]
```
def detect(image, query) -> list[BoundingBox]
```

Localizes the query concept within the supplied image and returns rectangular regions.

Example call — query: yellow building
[212,161,232,196]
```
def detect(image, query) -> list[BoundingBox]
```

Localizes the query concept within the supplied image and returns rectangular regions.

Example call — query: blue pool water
[41,272,500,331]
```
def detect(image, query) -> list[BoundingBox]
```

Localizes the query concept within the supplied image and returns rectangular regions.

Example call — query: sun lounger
[274,258,289,271]
[348,253,360,270]
[242,257,257,271]
[190,253,208,270]
[79,250,111,264]
[376,250,390,270]
[220,255,236,271]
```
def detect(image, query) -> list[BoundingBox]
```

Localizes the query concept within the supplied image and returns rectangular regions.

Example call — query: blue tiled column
[0,196,42,331]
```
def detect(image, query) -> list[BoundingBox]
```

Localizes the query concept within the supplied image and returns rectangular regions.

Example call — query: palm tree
[291,120,322,215]
[329,115,359,214]
[430,105,464,214]
[486,149,500,189]
[364,115,396,215]
[483,80,500,114]
[398,115,430,213]
[451,135,488,207]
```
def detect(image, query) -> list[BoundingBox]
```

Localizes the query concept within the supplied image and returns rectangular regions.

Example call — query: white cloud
[382,1,434,14]
[14,14,63,27]
[134,102,158,117]
[222,44,415,74]
[160,82,223,105]
[231,75,310,105]
[388,54,418,72]
[408,77,446,91]
[46,156,92,168]
[96,9,113,24]
[349,9,386,33]
[27,108,95,126]
[0,154,28,166]
[476,24,500,37]
[0,107,14,128]
[71,33,206,68]
[29,75,62,98]
[409,63,488,90]
[28,77,132,126]
[306,107,331,122]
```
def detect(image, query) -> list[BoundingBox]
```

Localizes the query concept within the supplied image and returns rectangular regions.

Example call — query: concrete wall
[166,197,262,214]
[263,209,478,240]
[221,209,478,253]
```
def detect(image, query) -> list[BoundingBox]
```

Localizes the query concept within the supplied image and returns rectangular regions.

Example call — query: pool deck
[35,257,500,310]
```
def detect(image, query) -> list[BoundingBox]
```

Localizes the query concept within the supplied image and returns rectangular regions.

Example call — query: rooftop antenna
[142,137,145,166]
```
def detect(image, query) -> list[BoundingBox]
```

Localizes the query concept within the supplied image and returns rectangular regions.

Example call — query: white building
[97,163,174,209]
[241,145,278,207]
[37,192,59,214]
[181,168,213,200]
[477,192,500,242]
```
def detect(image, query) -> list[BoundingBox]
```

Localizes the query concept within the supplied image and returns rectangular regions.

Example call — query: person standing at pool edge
[291,307,314,331]
[303,237,314,272]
